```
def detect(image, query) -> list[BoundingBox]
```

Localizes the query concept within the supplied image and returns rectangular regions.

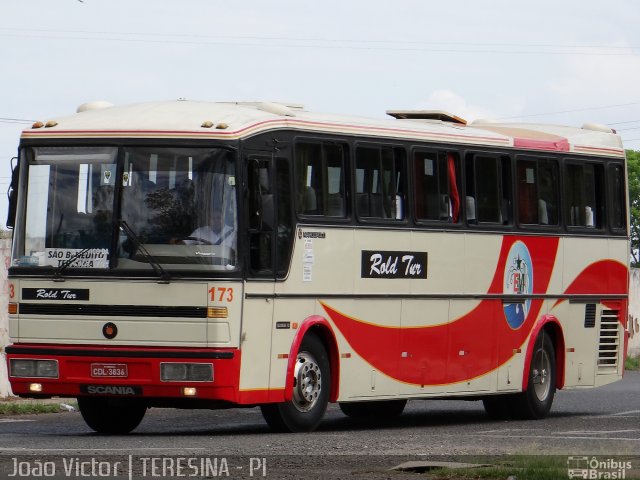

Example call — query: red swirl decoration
[321,236,626,386]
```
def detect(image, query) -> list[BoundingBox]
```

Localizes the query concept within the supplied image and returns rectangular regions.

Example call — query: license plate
[90,363,128,378]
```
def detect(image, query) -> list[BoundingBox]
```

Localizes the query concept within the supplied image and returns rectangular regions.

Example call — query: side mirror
[6,156,19,229]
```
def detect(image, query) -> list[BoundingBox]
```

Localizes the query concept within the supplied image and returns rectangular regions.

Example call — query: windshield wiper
[52,247,93,282]
[119,220,171,283]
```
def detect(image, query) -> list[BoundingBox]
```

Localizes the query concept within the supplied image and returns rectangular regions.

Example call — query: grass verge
[0,401,77,415]
[625,355,640,371]
[415,455,634,480]
[412,455,640,480]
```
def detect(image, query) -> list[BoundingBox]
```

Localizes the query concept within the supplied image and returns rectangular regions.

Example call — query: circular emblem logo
[102,322,118,339]
[503,241,533,329]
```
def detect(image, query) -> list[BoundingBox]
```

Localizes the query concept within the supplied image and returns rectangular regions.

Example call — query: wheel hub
[292,352,322,412]
[532,350,551,401]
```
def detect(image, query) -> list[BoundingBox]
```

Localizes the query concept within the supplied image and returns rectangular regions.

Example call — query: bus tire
[77,396,147,434]
[339,400,407,419]
[260,334,330,432]
[513,332,556,419]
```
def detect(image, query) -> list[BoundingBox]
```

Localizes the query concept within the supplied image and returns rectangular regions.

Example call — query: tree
[627,149,640,267]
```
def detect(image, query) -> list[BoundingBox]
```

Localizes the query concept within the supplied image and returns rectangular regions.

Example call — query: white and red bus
[5,100,629,433]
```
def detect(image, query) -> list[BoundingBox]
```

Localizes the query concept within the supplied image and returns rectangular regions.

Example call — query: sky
[1,0,640,226]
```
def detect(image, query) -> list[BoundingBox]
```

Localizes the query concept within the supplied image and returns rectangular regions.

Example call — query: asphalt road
[0,372,638,479]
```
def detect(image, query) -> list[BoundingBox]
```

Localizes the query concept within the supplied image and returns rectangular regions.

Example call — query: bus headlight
[10,359,59,378]
[160,363,213,382]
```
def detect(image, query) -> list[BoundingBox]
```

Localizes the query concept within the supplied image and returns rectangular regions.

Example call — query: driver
[187,209,236,246]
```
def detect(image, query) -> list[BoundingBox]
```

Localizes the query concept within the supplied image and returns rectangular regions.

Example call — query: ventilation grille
[597,310,620,374]
[19,303,207,318]
[584,303,596,328]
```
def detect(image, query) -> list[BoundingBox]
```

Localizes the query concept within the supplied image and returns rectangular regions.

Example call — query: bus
[4,100,629,434]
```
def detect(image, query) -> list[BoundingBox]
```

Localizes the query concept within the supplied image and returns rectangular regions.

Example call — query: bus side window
[517,157,559,226]
[538,160,559,225]
[565,162,605,229]
[355,145,405,220]
[275,157,293,277]
[296,143,321,216]
[248,158,274,273]
[466,154,512,225]
[609,164,626,232]
[325,144,346,217]
[413,150,460,223]
[517,159,538,224]
[295,142,347,218]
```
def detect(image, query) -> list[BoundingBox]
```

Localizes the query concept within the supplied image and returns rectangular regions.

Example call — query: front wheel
[513,331,556,419]
[77,397,147,434]
[260,334,330,432]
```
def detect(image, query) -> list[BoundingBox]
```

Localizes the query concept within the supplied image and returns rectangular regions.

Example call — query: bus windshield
[15,146,238,273]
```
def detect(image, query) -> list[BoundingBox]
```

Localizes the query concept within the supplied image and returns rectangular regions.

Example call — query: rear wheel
[339,400,407,419]
[260,334,330,432]
[513,331,556,419]
[77,396,147,434]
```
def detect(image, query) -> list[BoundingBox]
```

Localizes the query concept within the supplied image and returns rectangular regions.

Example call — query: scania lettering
[82,385,139,395]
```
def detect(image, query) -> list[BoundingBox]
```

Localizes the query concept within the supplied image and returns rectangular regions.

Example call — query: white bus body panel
[11,279,242,348]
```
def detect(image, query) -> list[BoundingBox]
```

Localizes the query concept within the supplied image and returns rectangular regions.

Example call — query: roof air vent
[76,101,114,113]
[386,110,467,125]
[257,102,296,117]
[581,123,615,134]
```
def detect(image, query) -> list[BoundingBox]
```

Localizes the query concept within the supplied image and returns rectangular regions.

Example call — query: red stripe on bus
[322,236,560,386]
[552,260,628,308]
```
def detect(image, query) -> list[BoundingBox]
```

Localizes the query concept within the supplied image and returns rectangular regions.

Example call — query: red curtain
[447,153,460,222]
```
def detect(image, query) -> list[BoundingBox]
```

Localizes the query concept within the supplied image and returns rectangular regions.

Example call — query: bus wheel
[260,334,330,432]
[339,400,407,419]
[514,332,556,419]
[78,397,147,434]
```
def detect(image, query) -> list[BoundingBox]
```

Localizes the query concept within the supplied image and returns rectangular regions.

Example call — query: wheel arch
[284,315,340,402]
[521,314,565,391]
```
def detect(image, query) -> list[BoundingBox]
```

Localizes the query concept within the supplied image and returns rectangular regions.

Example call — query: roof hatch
[386,110,467,125]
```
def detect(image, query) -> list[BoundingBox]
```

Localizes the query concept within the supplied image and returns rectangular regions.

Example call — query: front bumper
[6,344,242,403]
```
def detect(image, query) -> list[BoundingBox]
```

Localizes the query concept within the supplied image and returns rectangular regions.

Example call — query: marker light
[182,387,197,397]
[8,303,17,315]
[207,307,228,319]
